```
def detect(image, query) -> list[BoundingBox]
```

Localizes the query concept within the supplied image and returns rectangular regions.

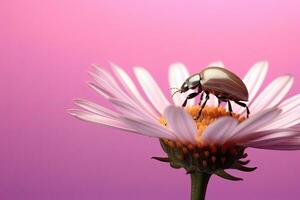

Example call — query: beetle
[172,66,250,119]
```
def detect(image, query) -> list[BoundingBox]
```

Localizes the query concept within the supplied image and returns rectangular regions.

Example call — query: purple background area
[2,0,300,199]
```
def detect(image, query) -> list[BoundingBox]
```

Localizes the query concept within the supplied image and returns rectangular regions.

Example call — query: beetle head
[170,81,189,97]
[183,74,202,91]
[171,74,202,97]
[180,81,189,93]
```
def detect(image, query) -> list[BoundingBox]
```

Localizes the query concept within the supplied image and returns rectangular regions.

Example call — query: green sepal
[240,153,248,158]
[170,162,182,169]
[151,157,170,162]
[232,163,257,172]
[215,170,243,181]
[237,159,250,165]
[159,139,169,153]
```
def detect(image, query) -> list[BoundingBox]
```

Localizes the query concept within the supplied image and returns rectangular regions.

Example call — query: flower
[68,61,300,200]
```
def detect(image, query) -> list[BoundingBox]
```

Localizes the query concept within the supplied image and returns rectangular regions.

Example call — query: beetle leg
[182,92,199,107]
[195,93,209,120]
[227,101,233,116]
[198,92,204,105]
[234,101,250,118]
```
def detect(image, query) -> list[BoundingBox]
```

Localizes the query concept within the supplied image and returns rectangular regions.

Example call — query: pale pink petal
[68,109,134,132]
[277,93,300,113]
[164,106,197,143]
[247,136,300,150]
[283,118,300,128]
[89,71,131,101]
[111,63,158,118]
[87,82,111,98]
[134,67,170,114]
[243,61,269,103]
[261,145,300,150]
[261,94,300,129]
[74,98,119,118]
[202,117,239,145]
[236,128,298,143]
[233,61,268,113]
[205,94,219,107]
[92,64,119,88]
[249,76,293,114]
[169,62,195,106]
[230,107,281,142]
[108,98,155,121]
[89,70,153,119]
[243,129,300,147]
[121,117,176,140]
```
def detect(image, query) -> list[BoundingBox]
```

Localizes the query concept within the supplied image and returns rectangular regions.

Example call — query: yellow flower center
[159,105,246,145]
[157,106,253,176]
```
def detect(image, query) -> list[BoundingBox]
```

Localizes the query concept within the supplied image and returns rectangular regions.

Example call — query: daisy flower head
[69,61,300,200]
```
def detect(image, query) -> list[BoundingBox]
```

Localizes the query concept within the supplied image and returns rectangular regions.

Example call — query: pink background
[2,0,300,199]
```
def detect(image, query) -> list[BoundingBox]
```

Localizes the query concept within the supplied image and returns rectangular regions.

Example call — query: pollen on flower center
[159,105,246,144]
[157,106,251,175]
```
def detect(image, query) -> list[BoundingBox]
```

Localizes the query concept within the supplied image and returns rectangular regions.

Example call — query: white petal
[68,109,134,132]
[233,61,269,113]
[169,62,195,106]
[108,98,154,121]
[202,117,239,145]
[261,145,300,150]
[244,129,300,147]
[261,94,300,129]
[89,71,131,101]
[87,82,111,98]
[249,76,293,114]
[111,63,158,118]
[164,106,197,143]
[283,118,300,128]
[134,67,170,114]
[205,94,219,107]
[230,107,281,142]
[92,64,119,89]
[247,136,300,150]
[121,117,176,140]
[269,115,300,130]
[89,70,151,119]
[278,93,300,113]
[74,98,119,119]
[243,61,269,103]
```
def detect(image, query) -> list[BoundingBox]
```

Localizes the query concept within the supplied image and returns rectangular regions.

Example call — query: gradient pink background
[2,0,300,199]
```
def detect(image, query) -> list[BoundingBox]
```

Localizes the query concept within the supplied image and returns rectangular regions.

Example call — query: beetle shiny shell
[200,67,248,101]
[177,66,250,119]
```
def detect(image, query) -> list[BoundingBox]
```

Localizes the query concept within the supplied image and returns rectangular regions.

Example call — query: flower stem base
[191,172,211,200]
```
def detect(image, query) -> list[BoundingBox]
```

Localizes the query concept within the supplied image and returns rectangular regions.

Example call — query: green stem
[190,172,211,200]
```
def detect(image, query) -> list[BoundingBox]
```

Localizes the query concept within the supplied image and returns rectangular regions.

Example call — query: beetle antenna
[171,90,181,97]
[169,87,179,90]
